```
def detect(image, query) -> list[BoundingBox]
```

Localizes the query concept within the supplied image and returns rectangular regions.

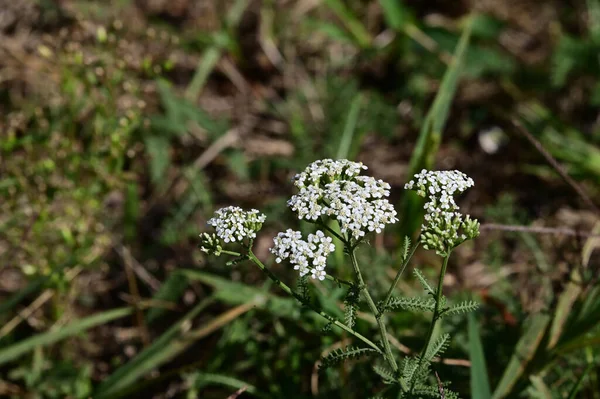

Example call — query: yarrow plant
[200,160,480,398]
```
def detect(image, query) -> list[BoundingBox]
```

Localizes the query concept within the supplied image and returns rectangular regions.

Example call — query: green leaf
[399,16,473,238]
[441,300,479,317]
[319,346,378,370]
[373,364,396,384]
[191,372,265,398]
[94,299,213,398]
[401,237,411,262]
[185,46,222,101]
[379,0,410,30]
[529,375,553,399]
[492,313,551,399]
[343,285,360,328]
[468,313,492,399]
[547,269,582,349]
[425,333,450,360]
[386,296,435,313]
[413,269,435,295]
[179,270,303,320]
[0,308,132,366]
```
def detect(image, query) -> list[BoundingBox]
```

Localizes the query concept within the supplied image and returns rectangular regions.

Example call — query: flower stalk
[246,250,382,353]
[410,251,451,392]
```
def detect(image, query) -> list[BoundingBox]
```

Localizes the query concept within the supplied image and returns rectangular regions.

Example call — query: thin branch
[511,120,599,215]
[480,223,600,238]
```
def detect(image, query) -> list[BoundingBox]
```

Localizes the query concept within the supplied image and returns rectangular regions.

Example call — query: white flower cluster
[405,170,479,255]
[404,169,474,211]
[270,229,335,280]
[207,206,266,243]
[287,159,398,240]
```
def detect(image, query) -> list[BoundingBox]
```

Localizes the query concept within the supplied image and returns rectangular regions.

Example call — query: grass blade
[567,363,593,399]
[0,307,132,366]
[492,313,550,399]
[94,298,214,398]
[185,46,222,101]
[193,372,265,398]
[336,94,362,160]
[145,271,189,325]
[0,276,46,317]
[529,375,553,399]
[323,0,372,48]
[379,0,410,30]
[399,16,474,238]
[547,269,582,349]
[468,313,492,399]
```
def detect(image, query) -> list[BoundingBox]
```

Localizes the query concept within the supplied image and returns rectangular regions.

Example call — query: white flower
[287,159,398,240]
[292,159,367,189]
[207,206,266,243]
[270,229,335,280]
[405,169,478,255]
[404,169,474,212]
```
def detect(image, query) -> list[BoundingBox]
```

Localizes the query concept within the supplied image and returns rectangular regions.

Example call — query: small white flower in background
[287,159,398,240]
[271,229,335,280]
[405,169,479,255]
[206,206,266,244]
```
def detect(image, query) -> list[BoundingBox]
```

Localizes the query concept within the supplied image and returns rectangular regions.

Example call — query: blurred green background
[1,0,600,397]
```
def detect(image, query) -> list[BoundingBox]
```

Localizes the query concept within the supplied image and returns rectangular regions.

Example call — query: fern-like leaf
[413,383,460,399]
[373,364,397,384]
[413,269,434,294]
[386,296,435,313]
[297,275,310,303]
[412,384,442,398]
[319,346,378,370]
[425,333,450,361]
[401,236,411,261]
[343,285,360,328]
[441,300,479,318]
[401,357,420,382]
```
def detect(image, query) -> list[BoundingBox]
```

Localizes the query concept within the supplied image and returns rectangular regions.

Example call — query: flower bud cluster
[206,206,266,243]
[405,170,479,255]
[270,229,335,280]
[199,232,222,256]
[287,159,398,240]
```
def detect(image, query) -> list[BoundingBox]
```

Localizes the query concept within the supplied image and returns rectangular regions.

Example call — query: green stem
[325,274,353,287]
[381,241,420,313]
[318,220,346,243]
[220,250,241,256]
[247,250,382,354]
[348,249,399,374]
[410,252,451,392]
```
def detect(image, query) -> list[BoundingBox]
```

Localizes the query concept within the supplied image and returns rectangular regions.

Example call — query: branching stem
[381,241,420,313]
[410,251,451,392]
[246,250,382,354]
[347,248,398,373]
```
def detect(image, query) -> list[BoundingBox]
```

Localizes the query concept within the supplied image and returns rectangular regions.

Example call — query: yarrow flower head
[270,229,335,280]
[287,159,398,241]
[206,206,266,244]
[405,169,479,255]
